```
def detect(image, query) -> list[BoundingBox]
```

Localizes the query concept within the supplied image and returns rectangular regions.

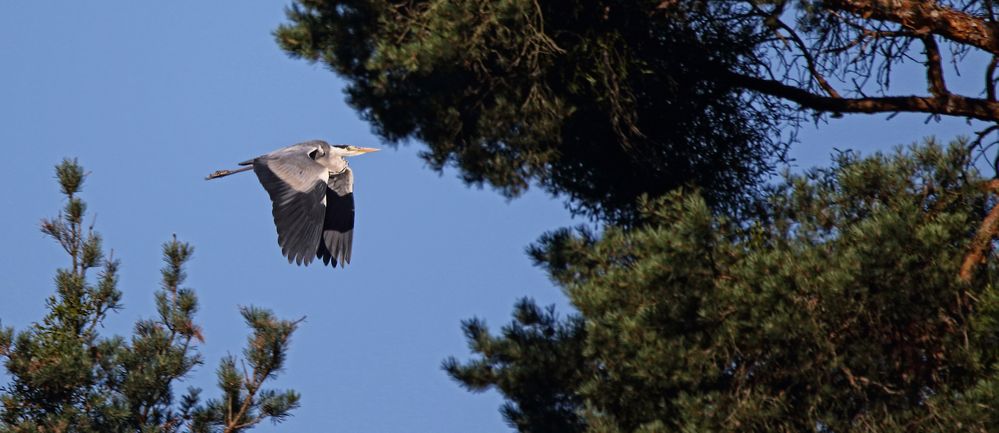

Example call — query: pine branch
[921,35,948,98]
[825,0,999,54]
[727,71,999,122]
[959,179,999,282]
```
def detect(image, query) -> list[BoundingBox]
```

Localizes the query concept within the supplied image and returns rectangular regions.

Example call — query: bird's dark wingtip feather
[254,162,328,268]
[315,187,355,269]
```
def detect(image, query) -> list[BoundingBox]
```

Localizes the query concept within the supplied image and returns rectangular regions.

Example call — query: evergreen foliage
[447,141,999,432]
[0,159,301,433]
[275,0,787,223]
[274,2,999,431]
[277,1,999,225]
[443,299,587,433]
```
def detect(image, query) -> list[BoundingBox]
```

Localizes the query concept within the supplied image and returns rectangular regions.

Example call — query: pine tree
[275,1,999,224]
[447,140,999,432]
[275,0,785,224]
[273,2,999,431]
[0,159,301,433]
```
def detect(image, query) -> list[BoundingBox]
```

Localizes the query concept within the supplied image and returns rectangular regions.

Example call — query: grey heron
[207,140,379,267]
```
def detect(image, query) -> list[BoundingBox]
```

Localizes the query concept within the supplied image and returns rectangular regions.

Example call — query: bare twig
[774,17,841,98]
[972,124,999,150]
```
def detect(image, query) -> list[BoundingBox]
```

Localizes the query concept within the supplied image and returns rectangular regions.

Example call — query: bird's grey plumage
[208,139,376,267]
[252,163,324,265]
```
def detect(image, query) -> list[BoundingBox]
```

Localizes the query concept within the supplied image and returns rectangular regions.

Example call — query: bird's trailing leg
[205,165,253,180]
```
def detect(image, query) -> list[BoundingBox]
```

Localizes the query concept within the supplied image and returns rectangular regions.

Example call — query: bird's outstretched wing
[251,144,329,265]
[317,167,355,267]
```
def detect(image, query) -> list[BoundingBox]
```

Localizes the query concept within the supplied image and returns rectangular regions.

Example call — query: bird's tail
[205,165,253,180]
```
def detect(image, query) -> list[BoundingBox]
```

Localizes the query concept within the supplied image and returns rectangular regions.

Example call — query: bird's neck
[327,157,348,175]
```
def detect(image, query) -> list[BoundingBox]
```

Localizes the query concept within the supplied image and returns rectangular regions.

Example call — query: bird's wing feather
[317,167,355,267]
[252,144,329,265]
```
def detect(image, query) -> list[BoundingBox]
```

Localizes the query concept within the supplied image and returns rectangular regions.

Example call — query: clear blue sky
[0,3,988,433]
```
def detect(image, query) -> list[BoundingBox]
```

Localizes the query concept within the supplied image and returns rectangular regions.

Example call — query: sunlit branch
[921,35,948,97]
[826,0,999,54]
[729,71,999,122]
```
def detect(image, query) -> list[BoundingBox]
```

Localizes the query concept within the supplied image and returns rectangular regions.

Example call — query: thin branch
[972,124,999,150]
[231,415,266,431]
[774,17,841,98]
[987,56,998,102]
[224,379,259,433]
[921,35,948,97]
[840,366,903,395]
[971,124,999,169]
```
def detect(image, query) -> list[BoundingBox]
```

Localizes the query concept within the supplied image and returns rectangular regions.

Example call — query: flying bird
[207,140,379,267]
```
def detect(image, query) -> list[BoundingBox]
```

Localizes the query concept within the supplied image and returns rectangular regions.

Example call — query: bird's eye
[309,149,324,160]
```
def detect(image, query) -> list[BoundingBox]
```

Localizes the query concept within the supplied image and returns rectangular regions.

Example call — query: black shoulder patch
[316,190,355,267]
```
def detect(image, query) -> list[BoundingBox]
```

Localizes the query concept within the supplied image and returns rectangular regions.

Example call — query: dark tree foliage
[276,1,999,224]
[274,2,999,432]
[443,299,587,433]
[448,141,999,433]
[276,0,788,223]
[0,160,300,433]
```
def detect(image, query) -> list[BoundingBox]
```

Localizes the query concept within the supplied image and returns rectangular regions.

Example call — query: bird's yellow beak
[355,147,380,154]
